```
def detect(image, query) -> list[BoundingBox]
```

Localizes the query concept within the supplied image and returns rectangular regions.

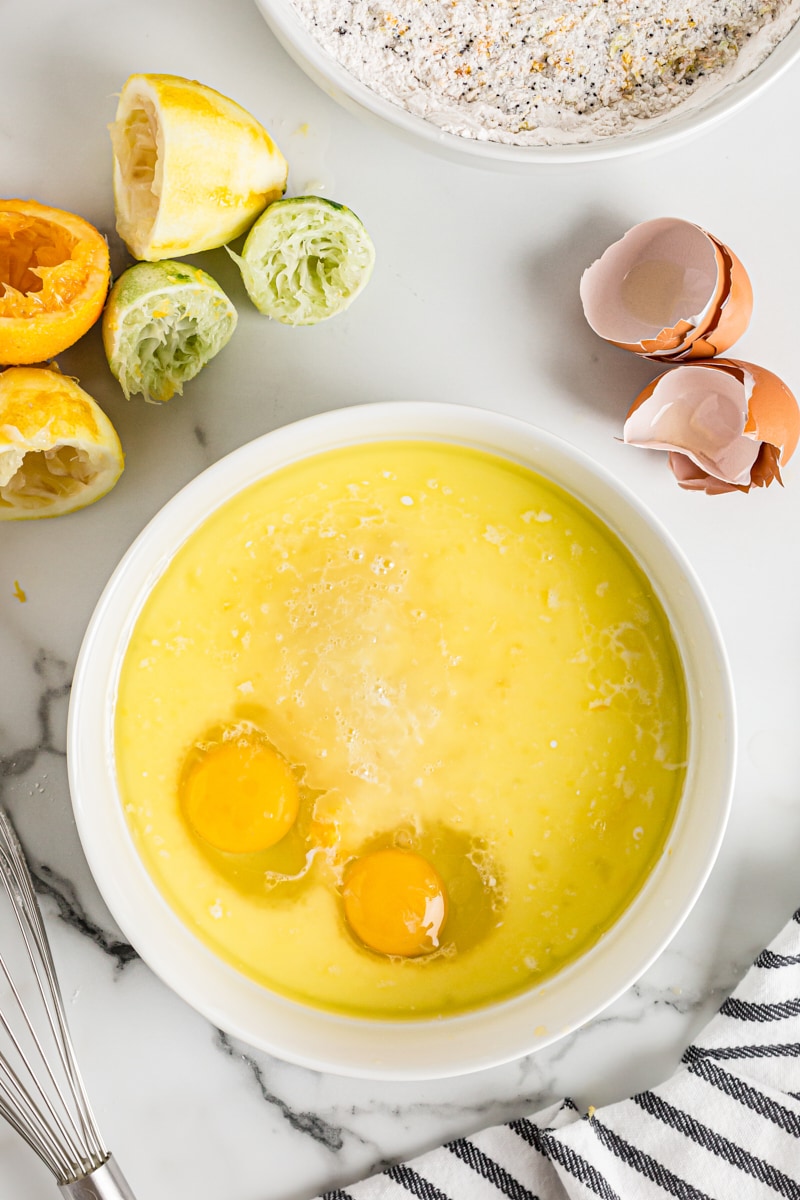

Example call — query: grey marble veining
[3,0,800,1196]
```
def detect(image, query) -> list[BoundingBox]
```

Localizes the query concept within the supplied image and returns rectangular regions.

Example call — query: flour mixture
[289,0,800,144]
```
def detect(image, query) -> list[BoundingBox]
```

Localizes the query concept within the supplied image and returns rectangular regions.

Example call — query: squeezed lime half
[228,196,376,326]
[102,260,238,403]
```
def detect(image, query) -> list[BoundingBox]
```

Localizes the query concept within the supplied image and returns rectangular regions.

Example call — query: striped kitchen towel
[321,908,800,1200]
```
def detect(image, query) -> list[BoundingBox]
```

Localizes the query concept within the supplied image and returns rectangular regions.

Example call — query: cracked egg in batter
[114,440,688,1019]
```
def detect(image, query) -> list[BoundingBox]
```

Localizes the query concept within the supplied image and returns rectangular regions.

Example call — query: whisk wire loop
[2,844,106,1165]
[0,808,136,1196]
[0,938,93,1177]
[0,1050,73,1178]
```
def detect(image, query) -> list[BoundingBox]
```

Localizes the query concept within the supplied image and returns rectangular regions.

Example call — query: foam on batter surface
[115,442,688,1018]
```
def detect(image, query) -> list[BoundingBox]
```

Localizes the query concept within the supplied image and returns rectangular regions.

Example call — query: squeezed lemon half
[102,260,237,403]
[0,367,124,519]
[110,73,288,261]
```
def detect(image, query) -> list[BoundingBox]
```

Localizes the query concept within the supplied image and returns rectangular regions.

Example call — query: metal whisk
[0,807,137,1198]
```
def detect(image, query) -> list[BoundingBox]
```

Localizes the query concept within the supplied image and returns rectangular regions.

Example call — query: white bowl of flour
[254,0,800,164]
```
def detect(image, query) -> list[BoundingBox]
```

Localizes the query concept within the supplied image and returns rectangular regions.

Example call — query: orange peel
[0,200,110,364]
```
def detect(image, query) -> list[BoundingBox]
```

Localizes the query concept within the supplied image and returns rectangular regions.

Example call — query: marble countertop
[3,1,800,1196]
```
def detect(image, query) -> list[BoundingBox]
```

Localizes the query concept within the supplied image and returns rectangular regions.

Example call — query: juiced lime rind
[228,196,376,326]
[102,260,237,403]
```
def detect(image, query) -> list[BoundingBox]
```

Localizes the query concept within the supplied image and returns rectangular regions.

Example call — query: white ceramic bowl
[68,403,734,1079]
[254,0,800,166]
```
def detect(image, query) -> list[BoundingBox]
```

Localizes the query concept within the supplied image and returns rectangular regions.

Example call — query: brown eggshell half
[623,359,800,494]
[738,360,800,464]
[678,239,754,360]
[580,217,752,361]
[668,445,784,494]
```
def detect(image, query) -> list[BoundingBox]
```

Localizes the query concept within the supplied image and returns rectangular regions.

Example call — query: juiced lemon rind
[110,73,288,261]
[102,260,238,404]
[0,367,124,520]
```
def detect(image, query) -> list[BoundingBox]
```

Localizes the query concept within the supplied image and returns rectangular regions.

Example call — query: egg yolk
[342,848,448,958]
[181,739,299,854]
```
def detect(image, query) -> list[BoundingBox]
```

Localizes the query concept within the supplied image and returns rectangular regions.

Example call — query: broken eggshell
[623,359,800,494]
[580,217,753,361]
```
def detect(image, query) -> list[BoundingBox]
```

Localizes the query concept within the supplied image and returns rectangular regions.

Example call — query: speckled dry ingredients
[290,0,800,144]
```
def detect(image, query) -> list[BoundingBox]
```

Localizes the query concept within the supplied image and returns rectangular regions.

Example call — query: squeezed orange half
[0,199,110,364]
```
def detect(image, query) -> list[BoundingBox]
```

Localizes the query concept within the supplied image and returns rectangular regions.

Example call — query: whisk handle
[59,1157,138,1199]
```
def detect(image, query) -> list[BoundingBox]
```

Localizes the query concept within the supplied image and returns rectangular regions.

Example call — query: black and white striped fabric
[321,908,800,1200]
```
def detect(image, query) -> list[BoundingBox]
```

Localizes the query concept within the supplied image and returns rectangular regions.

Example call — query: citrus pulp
[110,73,288,261]
[0,200,110,364]
[102,260,237,403]
[0,367,124,519]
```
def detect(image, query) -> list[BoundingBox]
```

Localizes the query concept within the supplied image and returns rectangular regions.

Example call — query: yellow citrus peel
[0,367,124,520]
[110,73,288,261]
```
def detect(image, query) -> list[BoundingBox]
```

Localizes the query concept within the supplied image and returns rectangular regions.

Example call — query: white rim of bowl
[253,0,800,165]
[68,403,735,1079]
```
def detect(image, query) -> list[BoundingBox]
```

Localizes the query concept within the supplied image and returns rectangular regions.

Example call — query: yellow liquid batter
[115,441,688,1019]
